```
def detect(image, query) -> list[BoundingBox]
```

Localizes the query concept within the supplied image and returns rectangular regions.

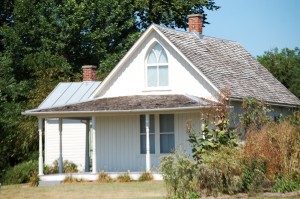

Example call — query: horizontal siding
[45,119,87,171]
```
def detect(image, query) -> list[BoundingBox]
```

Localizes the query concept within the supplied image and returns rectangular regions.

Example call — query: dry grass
[244,121,300,180]
[0,181,166,199]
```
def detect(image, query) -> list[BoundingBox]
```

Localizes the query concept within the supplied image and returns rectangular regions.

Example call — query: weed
[138,172,153,182]
[116,172,131,182]
[97,171,113,183]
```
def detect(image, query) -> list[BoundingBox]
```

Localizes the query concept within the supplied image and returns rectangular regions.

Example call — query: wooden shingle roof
[155,25,300,106]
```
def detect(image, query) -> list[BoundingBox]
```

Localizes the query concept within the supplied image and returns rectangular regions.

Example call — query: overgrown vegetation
[160,92,300,198]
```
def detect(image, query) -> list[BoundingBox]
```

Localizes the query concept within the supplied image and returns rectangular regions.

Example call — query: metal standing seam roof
[38,81,101,109]
[155,25,300,106]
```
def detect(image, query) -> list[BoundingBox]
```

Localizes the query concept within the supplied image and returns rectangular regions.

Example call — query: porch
[39,172,163,184]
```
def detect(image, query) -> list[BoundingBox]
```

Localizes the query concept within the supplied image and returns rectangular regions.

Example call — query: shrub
[138,172,153,182]
[29,172,39,187]
[241,156,267,194]
[244,121,300,180]
[198,146,243,196]
[97,171,113,183]
[272,176,299,193]
[160,149,197,199]
[63,160,78,173]
[3,160,38,185]
[44,160,78,174]
[116,172,131,182]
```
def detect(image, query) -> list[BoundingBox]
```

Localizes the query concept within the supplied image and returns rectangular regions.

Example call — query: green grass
[0,181,166,199]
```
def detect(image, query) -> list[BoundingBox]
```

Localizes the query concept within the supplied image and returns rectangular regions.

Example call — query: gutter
[229,97,300,108]
[22,105,232,117]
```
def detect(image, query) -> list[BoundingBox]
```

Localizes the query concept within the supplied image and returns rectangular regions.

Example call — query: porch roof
[23,95,220,116]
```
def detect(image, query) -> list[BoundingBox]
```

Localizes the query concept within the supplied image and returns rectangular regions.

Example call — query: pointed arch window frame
[146,43,169,88]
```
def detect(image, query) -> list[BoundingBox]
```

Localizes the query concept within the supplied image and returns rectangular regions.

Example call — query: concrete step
[39,180,62,186]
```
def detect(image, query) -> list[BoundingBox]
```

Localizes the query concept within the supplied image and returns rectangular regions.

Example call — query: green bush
[272,176,299,193]
[160,149,197,199]
[200,146,243,196]
[97,171,113,183]
[44,160,78,174]
[138,172,153,182]
[241,157,267,194]
[3,160,38,185]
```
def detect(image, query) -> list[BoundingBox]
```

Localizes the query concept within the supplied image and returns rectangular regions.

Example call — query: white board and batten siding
[95,31,218,100]
[45,119,87,172]
[94,112,202,172]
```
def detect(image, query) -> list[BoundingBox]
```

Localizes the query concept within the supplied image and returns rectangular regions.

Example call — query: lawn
[0,181,166,199]
[1,181,300,199]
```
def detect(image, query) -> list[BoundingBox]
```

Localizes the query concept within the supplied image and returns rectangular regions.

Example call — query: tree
[257,47,300,99]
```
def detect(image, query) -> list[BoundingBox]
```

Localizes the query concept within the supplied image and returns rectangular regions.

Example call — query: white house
[23,14,300,179]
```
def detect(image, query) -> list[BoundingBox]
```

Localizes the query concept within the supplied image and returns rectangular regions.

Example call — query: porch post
[91,116,97,174]
[58,118,63,174]
[145,114,151,172]
[38,118,44,176]
[85,119,90,172]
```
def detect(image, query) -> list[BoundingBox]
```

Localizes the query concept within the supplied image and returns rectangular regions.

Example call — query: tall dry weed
[244,121,300,180]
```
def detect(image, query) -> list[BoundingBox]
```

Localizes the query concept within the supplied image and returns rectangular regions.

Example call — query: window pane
[147,51,157,64]
[140,115,145,133]
[159,65,168,86]
[150,134,155,154]
[140,115,155,133]
[140,135,155,154]
[158,50,168,63]
[140,134,146,154]
[160,114,174,132]
[150,115,155,133]
[147,66,157,87]
[160,134,175,153]
[153,44,162,58]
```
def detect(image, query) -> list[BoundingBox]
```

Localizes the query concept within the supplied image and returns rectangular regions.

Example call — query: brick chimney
[82,65,97,81]
[188,14,203,34]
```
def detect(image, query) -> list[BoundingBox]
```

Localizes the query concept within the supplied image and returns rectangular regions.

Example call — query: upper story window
[146,43,168,87]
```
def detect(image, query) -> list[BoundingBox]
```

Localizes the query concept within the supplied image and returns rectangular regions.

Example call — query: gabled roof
[155,25,300,106]
[38,81,101,109]
[25,95,219,116]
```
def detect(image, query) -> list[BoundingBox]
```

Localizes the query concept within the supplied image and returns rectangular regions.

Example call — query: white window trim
[145,42,170,89]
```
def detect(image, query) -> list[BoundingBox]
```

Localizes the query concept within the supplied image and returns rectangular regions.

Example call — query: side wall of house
[45,119,87,172]
[96,31,218,100]
[95,112,201,172]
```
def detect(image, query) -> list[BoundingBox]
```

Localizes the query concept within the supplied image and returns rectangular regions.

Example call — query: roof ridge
[153,24,238,43]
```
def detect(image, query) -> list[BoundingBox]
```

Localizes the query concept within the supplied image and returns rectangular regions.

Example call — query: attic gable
[155,26,300,106]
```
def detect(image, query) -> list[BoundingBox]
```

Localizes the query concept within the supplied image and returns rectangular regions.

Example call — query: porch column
[38,118,44,176]
[145,114,151,172]
[91,116,97,174]
[85,119,90,172]
[58,118,63,174]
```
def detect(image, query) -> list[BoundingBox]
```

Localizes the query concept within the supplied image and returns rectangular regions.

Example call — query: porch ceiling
[23,95,220,116]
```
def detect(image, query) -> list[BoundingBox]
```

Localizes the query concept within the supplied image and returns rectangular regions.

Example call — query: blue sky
[204,0,300,57]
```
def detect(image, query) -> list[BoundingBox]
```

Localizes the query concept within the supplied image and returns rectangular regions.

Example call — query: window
[147,43,168,87]
[140,115,155,154]
[160,114,175,153]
